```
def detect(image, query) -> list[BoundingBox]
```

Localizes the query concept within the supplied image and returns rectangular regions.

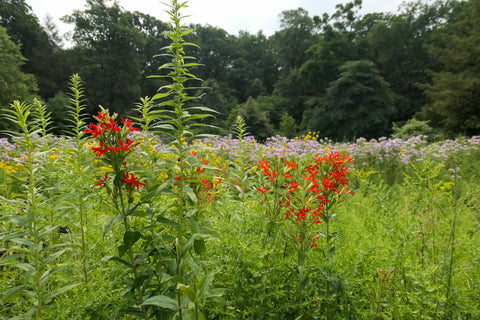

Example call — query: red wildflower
[85,123,104,138]
[322,176,337,191]
[96,110,108,120]
[197,158,208,174]
[201,179,211,189]
[312,235,320,249]
[92,141,108,157]
[104,118,121,133]
[269,169,278,182]
[256,184,270,195]
[283,169,294,178]
[284,159,298,170]
[295,206,311,221]
[288,180,299,193]
[94,173,108,187]
[117,139,136,152]
[104,143,118,153]
[121,172,145,191]
[285,208,294,220]
[120,117,139,132]
[258,157,271,175]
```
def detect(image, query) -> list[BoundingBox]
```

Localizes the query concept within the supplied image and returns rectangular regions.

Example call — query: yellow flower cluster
[295,131,320,141]
[0,161,17,174]
[435,181,455,192]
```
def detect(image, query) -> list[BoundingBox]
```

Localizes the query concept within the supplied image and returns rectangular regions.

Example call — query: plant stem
[78,197,88,283]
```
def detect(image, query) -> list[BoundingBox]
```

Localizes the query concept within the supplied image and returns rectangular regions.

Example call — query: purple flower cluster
[1,134,479,170]
[0,138,17,161]
[196,135,480,168]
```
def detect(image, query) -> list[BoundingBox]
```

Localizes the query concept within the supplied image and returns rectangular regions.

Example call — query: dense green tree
[191,78,238,134]
[279,113,298,138]
[271,8,315,70]
[294,1,365,131]
[228,97,275,140]
[226,31,278,101]
[364,0,455,123]
[63,0,147,114]
[0,0,67,99]
[421,0,480,135]
[130,11,170,95]
[45,91,70,134]
[0,26,38,107]
[309,60,392,139]
[188,24,234,82]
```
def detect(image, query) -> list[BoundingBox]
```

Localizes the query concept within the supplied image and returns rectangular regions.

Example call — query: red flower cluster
[85,111,140,157]
[257,151,354,247]
[84,109,145,192]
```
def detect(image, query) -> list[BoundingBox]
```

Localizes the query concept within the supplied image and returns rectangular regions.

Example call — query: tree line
[1,0,479,140]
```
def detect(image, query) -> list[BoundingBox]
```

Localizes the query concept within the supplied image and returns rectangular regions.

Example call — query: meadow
[1,0,480,318]
[0,115,479,319]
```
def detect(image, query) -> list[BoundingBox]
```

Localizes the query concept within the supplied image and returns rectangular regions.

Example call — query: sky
[26,0,409,38]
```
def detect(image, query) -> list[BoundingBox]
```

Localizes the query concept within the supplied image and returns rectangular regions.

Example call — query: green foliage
[279,113,298,139]
[63,0,155,115]
[421,0,480,135]
[1,101,78,318]
[228,97,274,141]
[392,118,433,140]
[0,26,38,108]
[0,0,68,99]
[309,60,392,140]
[2,0,480,319]
[46,91,70,135]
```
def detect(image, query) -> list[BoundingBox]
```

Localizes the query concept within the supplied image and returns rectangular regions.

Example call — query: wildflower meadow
[1,1,480,319]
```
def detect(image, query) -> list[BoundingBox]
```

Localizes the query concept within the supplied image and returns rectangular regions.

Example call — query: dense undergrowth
[1,124,479,319]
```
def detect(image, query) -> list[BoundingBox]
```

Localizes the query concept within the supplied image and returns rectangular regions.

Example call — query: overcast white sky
[26,0,409,38]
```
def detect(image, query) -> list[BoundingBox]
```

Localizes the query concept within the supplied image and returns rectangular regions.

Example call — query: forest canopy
[1,0,478,139]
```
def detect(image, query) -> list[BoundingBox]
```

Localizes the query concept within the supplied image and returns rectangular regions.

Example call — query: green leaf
[14,262,35,273]
[101,255,132,267]
[157,216,179,228]
[142,295,178,310]
[152,92,171,100]
[183,185,197,204]
[204,288,224,299]
[2,285,29,302]
[123,230,142,247]
[178,284,196,301]
[103,215,124,237]
[186,304,205,320]
[1,231,28,241]
[193,237,206,255]
[0,253,25,265]
[198,270,216,299]
[44,284,80,304]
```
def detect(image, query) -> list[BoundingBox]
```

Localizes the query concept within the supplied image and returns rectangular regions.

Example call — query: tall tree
[63,0,147,114]
[364,0,455,123]
[130,11,170,96]
[297,1,364,129]
[0,0,66,99]
[188,24,234,82]
[421,0,480,135]
[269,8,316,125]
[226,30,278,101]
[0,25,38,107]
[309,60,392,140]
[271,8,315,70]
